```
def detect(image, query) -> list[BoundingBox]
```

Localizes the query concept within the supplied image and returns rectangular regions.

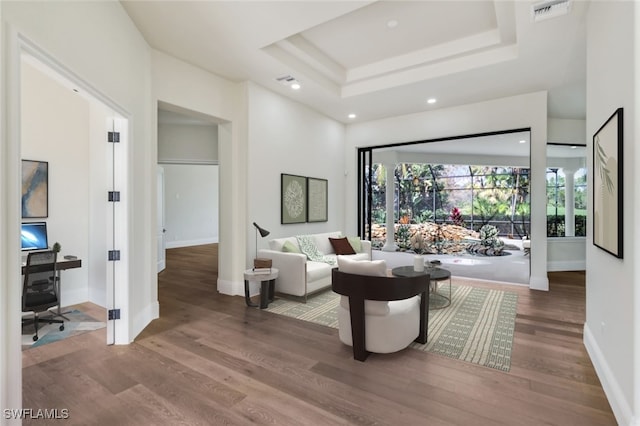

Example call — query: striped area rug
[265,280,517,371]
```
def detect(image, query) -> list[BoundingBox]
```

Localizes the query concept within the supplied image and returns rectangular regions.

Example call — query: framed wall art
[307,177,328,222]
[21,159,49,218]
[281,173,307,224]
[593,107,623,258]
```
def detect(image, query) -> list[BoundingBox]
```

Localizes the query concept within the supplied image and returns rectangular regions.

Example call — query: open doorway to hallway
[156,103,219,284]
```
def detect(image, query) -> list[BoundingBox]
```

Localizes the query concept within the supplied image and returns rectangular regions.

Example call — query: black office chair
[22,251,64,342]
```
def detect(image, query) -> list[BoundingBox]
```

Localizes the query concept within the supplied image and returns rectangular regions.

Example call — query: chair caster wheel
[59,325,64,331]
[32,335,38,342]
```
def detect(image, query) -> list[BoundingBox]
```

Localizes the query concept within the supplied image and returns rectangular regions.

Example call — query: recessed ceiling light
[291,82,301,90]
[386,19,399,29]
[427,98,437,104]
[519,140,527,144]
[570,145,577,149]
[348,113,357,119]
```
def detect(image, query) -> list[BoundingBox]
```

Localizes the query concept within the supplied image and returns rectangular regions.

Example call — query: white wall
[584,2,637,425]
[158,123,218,163]
[346,91,549,290]
[163,164,219,248]
[157,119,219,250]
[547,238,585,271]
[548,118,586,144]
[21,61,90,307]
[246,83,346,265]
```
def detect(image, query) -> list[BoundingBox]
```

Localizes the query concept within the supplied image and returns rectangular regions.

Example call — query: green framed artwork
[307,177,328,222]
[281,173,307,224]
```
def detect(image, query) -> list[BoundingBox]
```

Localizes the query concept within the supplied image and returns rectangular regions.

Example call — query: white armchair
[332,256,429,361]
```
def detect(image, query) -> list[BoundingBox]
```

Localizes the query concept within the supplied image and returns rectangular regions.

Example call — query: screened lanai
[358,130,532,284]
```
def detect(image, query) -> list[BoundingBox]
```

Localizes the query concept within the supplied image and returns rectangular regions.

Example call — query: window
[546,144,587,237]
[546,167,587,237]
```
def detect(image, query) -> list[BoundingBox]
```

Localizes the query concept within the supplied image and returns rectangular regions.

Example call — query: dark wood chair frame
[331,268,430,361]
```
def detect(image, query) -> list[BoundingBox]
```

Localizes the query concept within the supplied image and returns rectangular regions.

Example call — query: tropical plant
[479,225,504,249]
[396,215,412,250]
[450,207,464,226]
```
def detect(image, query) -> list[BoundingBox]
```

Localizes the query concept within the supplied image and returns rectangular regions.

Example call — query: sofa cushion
[337,256,387,277]
[347,236,363,252]
[282,240,301,253]
[311,231,342,254]
[306,261,332,282]
[337,256,389,315]
[329,237,356,255]
[268,236,298,251]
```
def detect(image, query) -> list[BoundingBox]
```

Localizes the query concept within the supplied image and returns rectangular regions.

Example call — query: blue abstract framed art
[22,159,49,218]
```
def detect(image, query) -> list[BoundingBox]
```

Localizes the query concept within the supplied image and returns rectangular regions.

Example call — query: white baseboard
[528,274,549,291]
[150,300,160,319]
[166,237,218,249]
[129,301,160,344]
[217,278,244,296]
[547,260,586,271]
[584,323,632,425]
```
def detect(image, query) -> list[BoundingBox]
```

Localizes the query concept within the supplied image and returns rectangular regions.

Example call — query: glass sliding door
[357,148,373,240]
[357,129,531,284]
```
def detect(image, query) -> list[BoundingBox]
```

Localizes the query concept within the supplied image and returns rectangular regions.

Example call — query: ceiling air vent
[532,0,571,22]
[275,75,301,90]
[276,75,297,85]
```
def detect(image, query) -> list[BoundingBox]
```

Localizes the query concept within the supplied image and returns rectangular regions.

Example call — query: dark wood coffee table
[391,266,452,309]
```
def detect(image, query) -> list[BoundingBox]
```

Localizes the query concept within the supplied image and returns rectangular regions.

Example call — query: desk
[21,257,82,275]
[21,255,82,318]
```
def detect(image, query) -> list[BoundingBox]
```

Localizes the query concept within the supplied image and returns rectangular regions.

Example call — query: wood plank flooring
[22,245,616,425]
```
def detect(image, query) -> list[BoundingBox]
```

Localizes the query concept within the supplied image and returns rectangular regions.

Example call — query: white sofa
[258,231,371,301]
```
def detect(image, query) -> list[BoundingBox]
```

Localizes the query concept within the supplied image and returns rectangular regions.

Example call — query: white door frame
[157,165,166,273]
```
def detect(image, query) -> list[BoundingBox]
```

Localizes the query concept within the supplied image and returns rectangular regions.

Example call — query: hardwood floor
[22,245,616,425]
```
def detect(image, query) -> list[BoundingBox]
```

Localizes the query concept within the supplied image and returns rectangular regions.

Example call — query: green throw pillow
[347,236,362,253]
[282,240,301,253]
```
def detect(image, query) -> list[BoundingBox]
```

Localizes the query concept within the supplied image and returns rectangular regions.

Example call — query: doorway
[156,103,219,277]
[358,129,532,285]
[17,41,130,346]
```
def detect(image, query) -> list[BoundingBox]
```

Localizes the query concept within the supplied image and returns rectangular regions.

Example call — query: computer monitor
[21,222,49,251]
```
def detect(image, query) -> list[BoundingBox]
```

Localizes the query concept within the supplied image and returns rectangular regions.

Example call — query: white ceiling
[122,0,587,124]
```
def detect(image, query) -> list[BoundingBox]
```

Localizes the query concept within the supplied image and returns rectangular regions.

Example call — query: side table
[244,268,278,309]
[391,265,452,309]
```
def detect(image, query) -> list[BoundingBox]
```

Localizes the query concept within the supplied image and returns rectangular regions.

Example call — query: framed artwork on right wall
[281,173,307,224]
[307,177,328,222]
[593,107,623,258]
